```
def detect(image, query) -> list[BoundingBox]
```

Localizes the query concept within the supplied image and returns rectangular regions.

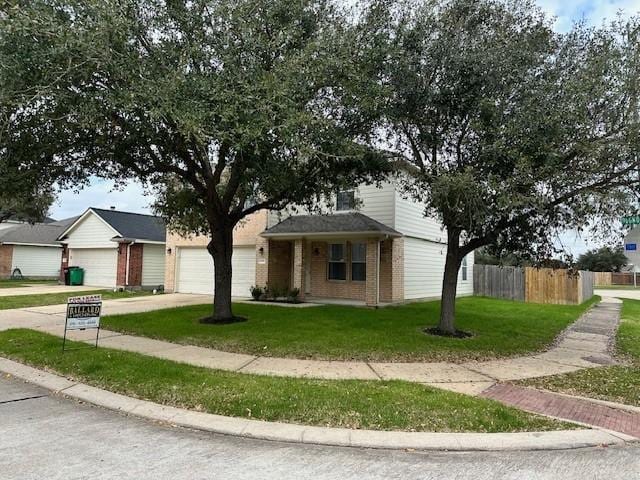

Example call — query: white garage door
[12,246,61,278]
[176,246,256,297]
[69,248,118,287]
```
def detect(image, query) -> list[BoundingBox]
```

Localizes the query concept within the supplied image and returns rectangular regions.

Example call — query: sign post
[62,294,103,352]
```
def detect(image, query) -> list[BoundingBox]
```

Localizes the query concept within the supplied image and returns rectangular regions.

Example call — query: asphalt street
[1,376,639,480]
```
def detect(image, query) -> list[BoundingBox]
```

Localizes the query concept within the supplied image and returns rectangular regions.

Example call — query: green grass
[0,289,155,310]
[103,296,599,362]
[0,329,572,432]
[0,278,58,288]
[518,299,640,407]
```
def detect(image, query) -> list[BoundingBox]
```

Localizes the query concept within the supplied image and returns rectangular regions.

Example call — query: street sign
[621,216,640,225]
[63,294,102,351]
[626,243,637,251]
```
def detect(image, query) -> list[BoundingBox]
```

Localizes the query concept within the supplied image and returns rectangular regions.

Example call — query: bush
[288,288,300,303]
[249,285,263,301]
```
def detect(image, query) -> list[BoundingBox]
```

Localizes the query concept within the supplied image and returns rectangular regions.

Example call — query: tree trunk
[439,229,463,334]
[207,226,234,321]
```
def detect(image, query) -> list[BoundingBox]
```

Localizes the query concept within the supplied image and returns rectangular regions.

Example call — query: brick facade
[0,245,13,278]
[59,244,69,283]
[116,243,144,288]
[309,241,367,301]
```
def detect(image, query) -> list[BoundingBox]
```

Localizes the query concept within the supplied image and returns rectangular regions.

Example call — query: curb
[1,357,637,452]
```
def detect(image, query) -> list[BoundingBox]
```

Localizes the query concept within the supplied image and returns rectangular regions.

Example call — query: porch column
[292,238,306,301]
[365,239,379,307]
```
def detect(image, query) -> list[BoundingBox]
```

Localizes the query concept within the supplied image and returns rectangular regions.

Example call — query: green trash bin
[68,267,85,286]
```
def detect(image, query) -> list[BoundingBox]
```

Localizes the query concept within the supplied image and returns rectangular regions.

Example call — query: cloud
[535,0,640,32]
[51,177,154,220]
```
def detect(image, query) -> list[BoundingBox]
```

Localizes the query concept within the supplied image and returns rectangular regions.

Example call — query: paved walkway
[482,383,640,439]
[0,284,105,297]
[595,288,640,300]
[0,294,623,395]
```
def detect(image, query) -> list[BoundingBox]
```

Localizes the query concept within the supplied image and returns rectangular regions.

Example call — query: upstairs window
[461,256,468,281]
[351,243,367,281]
[328,243,346,280]
[336,190,355,211]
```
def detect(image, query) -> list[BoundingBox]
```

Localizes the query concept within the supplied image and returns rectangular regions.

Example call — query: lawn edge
[1,356,635,452]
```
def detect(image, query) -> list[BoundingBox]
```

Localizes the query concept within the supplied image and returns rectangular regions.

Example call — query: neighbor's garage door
[69,248,118,287]
[176,246,256,296]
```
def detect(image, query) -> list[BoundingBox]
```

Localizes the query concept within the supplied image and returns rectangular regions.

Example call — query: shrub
[288,288,300,303]
[249,285,263,301]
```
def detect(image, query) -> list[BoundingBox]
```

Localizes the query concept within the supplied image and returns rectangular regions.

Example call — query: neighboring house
[164,181,474,306]
[0,217,76,279]
[57,208,166,289]
[0,215,55,233]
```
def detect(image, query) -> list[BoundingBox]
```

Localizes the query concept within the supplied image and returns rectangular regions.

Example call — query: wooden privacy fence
[474,264,594,305]
[594,272,612,286]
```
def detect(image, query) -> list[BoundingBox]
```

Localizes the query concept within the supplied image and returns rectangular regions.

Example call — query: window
[336,190,355,211]
[351,243,366,281]
[461,256,468,281]
[328,243,346,280]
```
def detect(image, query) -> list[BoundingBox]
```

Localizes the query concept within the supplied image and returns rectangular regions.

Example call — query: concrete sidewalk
[0,294,623,395]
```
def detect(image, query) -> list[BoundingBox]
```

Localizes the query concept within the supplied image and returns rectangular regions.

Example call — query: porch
[258,213,404,307]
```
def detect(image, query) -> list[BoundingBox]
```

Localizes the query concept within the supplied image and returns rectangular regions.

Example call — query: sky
[50,0,640,253]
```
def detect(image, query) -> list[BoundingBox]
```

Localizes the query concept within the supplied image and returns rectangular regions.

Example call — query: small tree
[1,0,386,322]
[577,247,628,272]
[360,0,640,333]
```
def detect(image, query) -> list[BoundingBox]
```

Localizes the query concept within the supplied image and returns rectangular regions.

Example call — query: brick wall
[116,243,143,288]
[268,240,292,289]
[0,245,13,278]
[116,243,127,286]
[379,237,404,303]
[59,244,69,283]
[309,241,366,301]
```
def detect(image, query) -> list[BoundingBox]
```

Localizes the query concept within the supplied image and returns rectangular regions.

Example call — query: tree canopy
[1,0,386,320]
[357,0,640,332]
[576,246,629,272]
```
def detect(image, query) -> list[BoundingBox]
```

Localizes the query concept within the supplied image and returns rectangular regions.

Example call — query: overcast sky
[50,0,640,254]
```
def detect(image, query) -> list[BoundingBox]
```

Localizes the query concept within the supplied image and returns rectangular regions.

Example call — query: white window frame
[351,242,367,282]
[461,256,468,281]
[327,243,347,281]
[336,190,355,211]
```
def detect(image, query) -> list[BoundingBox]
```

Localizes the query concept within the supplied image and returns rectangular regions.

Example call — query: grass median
[0,329,572,433]
[0,289,155,310]
[102,296,599,362]
[0,279,58,288]
[519,299,640,407]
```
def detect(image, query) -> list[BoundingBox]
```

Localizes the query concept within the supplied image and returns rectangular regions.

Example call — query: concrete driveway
[0,284,105,297]
[2,376,639,480]
[595,289,640,301]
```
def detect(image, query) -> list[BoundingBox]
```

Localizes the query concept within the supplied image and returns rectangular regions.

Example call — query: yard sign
[62,294,102,352]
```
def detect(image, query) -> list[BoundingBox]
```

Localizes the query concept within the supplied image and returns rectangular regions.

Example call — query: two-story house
[164,181,473,306]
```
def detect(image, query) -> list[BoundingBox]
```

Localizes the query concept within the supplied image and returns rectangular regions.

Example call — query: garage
[176,246,256,296]
[11,245,61,278]
[68,248,118,287]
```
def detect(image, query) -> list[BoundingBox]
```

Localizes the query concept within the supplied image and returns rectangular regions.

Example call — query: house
[57,208,166,289]
[164,181,474,306]
[0,217,76,279]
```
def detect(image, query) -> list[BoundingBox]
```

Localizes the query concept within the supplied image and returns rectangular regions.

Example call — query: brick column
[116,243,128,287]
[255,237,269,288]
[391,237,404,302]
[365,238,379,306]
[0,245,14,279]
[292,239,305,301]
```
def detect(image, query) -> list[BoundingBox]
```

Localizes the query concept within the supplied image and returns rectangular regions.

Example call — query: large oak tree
[357,0,640,333]
[1,0,386,321]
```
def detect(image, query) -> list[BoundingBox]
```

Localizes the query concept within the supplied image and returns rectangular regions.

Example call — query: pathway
[0,293,623,395]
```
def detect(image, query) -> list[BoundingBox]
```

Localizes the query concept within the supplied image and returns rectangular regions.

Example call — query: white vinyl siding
[141,244,166,286]
[394,189,446,242]
[403,237,474,299]
[11,246,61,277]
[68,248,118,287]
[64,213,119,249]
[176,246,256,296]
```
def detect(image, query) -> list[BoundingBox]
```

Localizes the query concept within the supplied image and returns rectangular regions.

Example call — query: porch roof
[261,212,402,239]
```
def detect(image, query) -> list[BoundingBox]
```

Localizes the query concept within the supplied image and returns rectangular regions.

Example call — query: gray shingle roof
[91,208,166,243]
[262,213,401,237]
[0,217,77,246]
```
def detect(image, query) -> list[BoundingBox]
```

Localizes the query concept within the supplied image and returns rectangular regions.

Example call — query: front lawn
[519,299,640,407]
[0,329,571,433]
[0,278,58,288]
[0,289,155,310]
[103,296,599,362]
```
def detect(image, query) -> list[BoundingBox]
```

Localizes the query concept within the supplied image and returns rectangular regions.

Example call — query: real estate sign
[63,294,103,351]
